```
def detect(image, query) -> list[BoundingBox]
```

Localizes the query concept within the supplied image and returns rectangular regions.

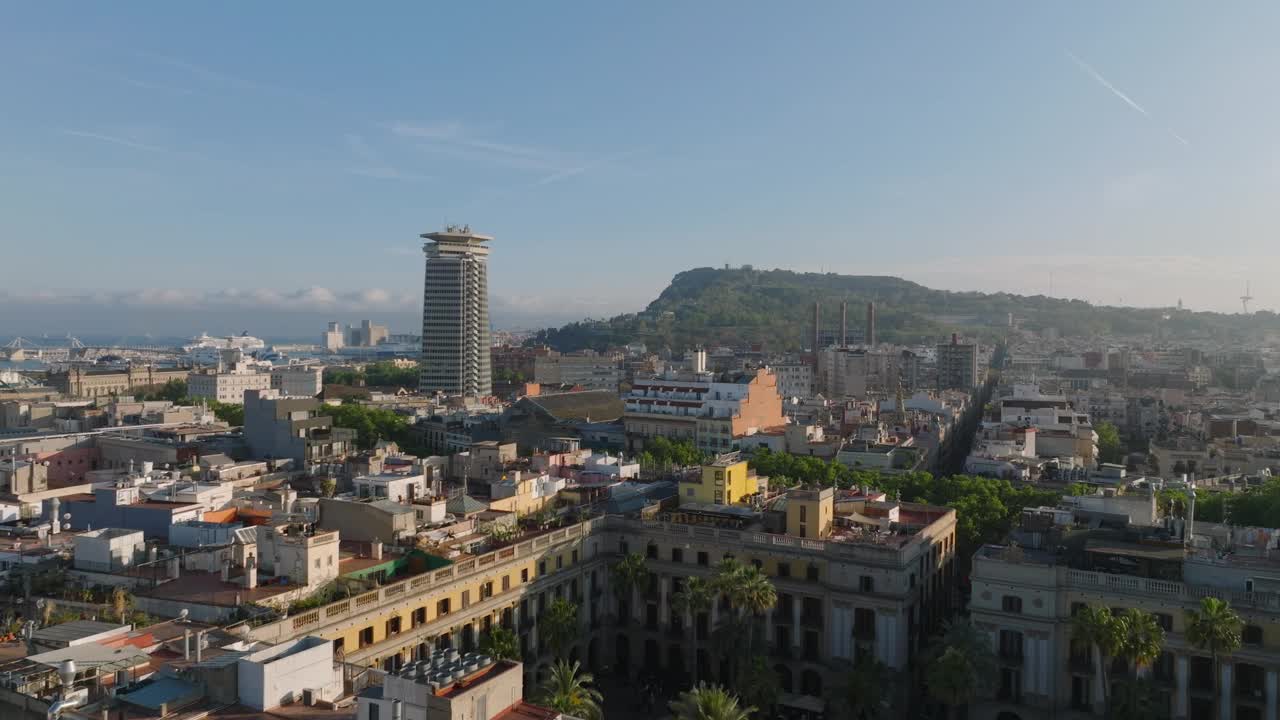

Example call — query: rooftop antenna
[1241,281,1254,314]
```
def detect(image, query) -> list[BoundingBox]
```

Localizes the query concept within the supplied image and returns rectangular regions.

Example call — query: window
[799,505,807,522]
[999,630,1023,661]
[697,551,709,566]
[646,544,658,559]
[778,562,791,578]
[556,556,563,570]
[671,548,683,563]
[1154,613,1173,631]
[1070,602,1087,617]
[859,575,874,592]
[806,564,819,581]
[502,576,510,591]
[539,561,546,576]
[1002,595,1023,613]
[1243,625,1263,646]
[369,702,381,720]
[461,590,471,609]
[686,488,694,497]
[572,549,579,563]
[437,598,451,616]
[521,569,529,583]
[619,540,629,554]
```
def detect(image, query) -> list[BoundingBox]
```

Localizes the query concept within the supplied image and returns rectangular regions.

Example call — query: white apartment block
[773,362,814,399]
[270,365,323,398]
[187,369,272,405]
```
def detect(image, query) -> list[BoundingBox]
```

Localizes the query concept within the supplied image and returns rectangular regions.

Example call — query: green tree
[1117,609,1165,678]
[540,597,579,660]
[735,657,778,719]
[926,647,976,720]
[326,403,412,450]
[669,683,754,720]
[537,659,603,720]
[479,626,520,662]
[1185,597,1242,720]
[610,552,649,622]
[1096,421,1124,464]
[838,656,891,720]
[318,477,337,498]
[672,576,715,685]
[205,400,244,426]
[110,586,132,624]
[1072,605,1125,715]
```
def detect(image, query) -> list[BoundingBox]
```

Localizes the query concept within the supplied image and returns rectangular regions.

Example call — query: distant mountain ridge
[529,267,1280,352]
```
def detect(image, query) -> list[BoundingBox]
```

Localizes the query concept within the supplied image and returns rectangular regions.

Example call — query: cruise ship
[183,332,267,365]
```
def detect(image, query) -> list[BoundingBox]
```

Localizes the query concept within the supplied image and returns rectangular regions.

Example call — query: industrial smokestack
[840,302,848,347]
[813,301,822,351]
[866,302,877,347]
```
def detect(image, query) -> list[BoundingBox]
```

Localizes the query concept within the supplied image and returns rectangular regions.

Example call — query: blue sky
[3,2,1280,332]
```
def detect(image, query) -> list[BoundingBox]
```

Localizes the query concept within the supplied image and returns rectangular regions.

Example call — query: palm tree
[1117,609,1165,678]
[839,656,890,720]
[1185,597,1243,720]
[540,597,579,660]
[672,575,714,685]
[611,552,649,622]
[937,619,997,682]
[926,647,975,720]
[670,683,754,720]
[1072,604,1124,714]
[479,626,519,662]
[537,659,603,720]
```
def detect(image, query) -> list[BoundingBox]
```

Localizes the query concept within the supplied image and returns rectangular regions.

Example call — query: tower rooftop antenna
[1241,281,1255,314]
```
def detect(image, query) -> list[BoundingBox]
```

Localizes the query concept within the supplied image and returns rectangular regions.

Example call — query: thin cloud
[1066,51,1190,147]
[114,74,194,96]
[535,147,648,186]
[345,133,429,181]
[389,121,569,171]
[60,129,166,153]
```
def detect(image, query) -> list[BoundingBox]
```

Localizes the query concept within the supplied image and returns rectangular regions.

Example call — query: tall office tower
[866,301,877,347]
[419,225,493,397]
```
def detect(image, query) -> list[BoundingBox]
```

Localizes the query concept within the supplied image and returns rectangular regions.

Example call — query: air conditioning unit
[302,688,316,706]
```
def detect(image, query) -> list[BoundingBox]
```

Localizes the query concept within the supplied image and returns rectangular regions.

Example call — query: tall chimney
[1185,483,1197,546]
[813,301,822,351]
[866,302,877,347]
[840,302,848,347]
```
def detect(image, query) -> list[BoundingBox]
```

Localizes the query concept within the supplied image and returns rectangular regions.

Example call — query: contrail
[1066,50,1189,146]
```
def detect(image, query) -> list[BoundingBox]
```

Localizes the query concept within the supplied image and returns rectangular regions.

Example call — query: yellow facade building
[681,457,756,506]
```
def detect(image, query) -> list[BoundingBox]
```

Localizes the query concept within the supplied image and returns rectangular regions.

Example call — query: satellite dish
[177,609,189,623]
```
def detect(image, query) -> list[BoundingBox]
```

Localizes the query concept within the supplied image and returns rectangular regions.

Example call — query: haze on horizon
[3,3,1280,336]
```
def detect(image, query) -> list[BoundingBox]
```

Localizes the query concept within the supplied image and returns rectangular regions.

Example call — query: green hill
[528,267,1279,352]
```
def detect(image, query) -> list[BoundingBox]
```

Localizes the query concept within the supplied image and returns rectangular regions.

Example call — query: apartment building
[970,511,1280,720]
[533,351,623,392]
[772,362,814,399]
[247,489,957,719]
[270,365,323,398]
[187,368,272,405]
[938,335,980,390]
[623,368,784,453]
[242,390,357,467]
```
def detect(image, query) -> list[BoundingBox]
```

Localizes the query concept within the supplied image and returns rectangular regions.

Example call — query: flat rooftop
[31,620,129,645]
[138,571,295,607]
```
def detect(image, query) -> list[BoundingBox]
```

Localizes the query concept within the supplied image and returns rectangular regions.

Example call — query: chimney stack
[840,302,848,347]
[866,302,877,347]
[813,301,822,351]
